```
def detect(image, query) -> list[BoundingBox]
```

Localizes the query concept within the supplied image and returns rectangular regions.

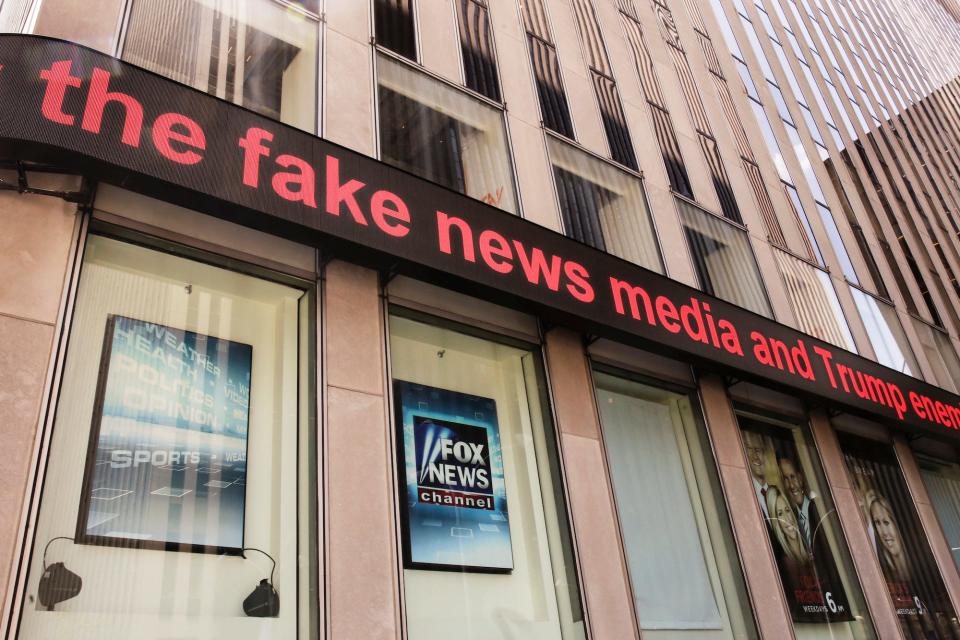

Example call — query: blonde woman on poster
[869,495,912,584]
[766,487,812,567]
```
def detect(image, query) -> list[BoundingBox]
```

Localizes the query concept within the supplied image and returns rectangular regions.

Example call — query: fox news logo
[413,416,495,510]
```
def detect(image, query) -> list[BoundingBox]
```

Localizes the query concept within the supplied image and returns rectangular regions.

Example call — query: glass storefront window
[594,371,756,639]
[677,198,772,317]
[389,313,585,640]
[377,54,518,214]
[735,411,876,639]
[15,234,317,638]
[838,432,960,639]
[547,136,662,273]
[123,0,319,132]
[916,453,960,571]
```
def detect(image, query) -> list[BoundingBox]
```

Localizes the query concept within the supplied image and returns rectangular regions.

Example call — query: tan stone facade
[2,0,960,638]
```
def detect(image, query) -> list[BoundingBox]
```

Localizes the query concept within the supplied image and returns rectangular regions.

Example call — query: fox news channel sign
[395,381,512,572]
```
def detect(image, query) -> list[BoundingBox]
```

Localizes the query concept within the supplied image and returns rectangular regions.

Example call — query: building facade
[2,0,960,638]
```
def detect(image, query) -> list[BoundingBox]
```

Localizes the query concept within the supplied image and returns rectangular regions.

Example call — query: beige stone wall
[0,177,80,614]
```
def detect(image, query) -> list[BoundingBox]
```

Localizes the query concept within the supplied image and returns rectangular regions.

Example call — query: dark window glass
[456,0,501,102]
[593,73,637,169]
[549,138,662,271]
[571,0,636,167]
[375,0,416,60]
[678,198,771,315]
[521,0,551,41]
[554,166,609,251]
[850,223,891,299]
[379,84,465,193]
[649,105,694,197]
[699,135,742,223]
[527,35,575,137]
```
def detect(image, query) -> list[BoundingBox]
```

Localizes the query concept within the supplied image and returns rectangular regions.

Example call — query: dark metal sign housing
[2,35,960,441]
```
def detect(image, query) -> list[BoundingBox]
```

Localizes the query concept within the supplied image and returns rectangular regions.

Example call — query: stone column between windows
[542,328,639,640]
[807,410,905,639]
[697,373,796,639]
[323,260,402,640]
[893,435,960,616]
[0,179,81,628]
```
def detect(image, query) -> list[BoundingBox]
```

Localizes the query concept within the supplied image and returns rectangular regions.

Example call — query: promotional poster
[740,418,853,623]
[839,433,960,639]
[77,315,252,553]
[394,380,512,572]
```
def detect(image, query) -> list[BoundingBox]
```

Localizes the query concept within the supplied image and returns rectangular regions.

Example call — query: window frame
[588,360,762,639]
[4,215,321,639]
[116,0,323,134]
[372,46,523,217]
[543,129,665,275]
[385,301,592,639]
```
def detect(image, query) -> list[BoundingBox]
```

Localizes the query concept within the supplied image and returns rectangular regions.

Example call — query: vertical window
[735,412,875,638]
[838,432,960,638]
[455,0,501,102]
[0,0,31,32]
[677,198,772,316]
[522,0,575,138]
[390,313,586,640]
[571,0,638,169]
[548,136,662,272]
[848,287,920,376]
[377,54,518,213]
[14,234,317,638]
[595,371,756,639]
[123,0,319,133]
[375,0,417,60]
[917,453,960,570]
[773,249,856,351]
[620,8,694,197]
[695,17,790,246]
[654,0,742,223]
[912,320,960,394]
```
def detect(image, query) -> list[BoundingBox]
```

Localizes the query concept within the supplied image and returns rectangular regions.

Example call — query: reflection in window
[774,250,856,351]
[677,198,771,316]
[848,287,919,376]
[522,0,575,138]
[912,319,960,393]
[0,0,31,31]
[455,0,501,102]
[378,54,518,213]
[375,0,416,60]
[596,372,756,639]
[620,12,694,197]
[123,0,318,132]
[547,137,661,272]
